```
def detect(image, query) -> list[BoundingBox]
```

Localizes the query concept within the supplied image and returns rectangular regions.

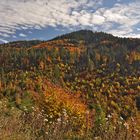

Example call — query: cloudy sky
[0,0,140,43]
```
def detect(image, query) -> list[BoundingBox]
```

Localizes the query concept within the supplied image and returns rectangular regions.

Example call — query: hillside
[0,30,140,139]
[52,30,140,50]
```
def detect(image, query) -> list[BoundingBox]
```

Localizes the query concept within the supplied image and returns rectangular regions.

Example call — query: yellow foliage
[35,81,89,132]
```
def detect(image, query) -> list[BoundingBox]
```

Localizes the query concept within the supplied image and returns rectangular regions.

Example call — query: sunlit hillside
[0,30,140,139]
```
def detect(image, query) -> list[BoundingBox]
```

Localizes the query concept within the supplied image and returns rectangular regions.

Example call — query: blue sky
[0,0,140,43]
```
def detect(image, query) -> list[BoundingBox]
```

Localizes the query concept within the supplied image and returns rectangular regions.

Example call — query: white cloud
[13,35,17,38]
[19,33,27,37]
[28,31,32,34]
[91,14,105,25]
[103,3,140,26]
[0,38,8,43]
[0,33,10,37]
[102,2,140,37]
[125,33,140,38]
[0,0,139,39]
[0,0,103,38]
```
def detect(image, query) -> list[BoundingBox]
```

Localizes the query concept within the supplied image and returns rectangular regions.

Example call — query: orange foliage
[34,80,90,131]
[44,81,87,116]
[32,39,85,56]
[128,51,140,63]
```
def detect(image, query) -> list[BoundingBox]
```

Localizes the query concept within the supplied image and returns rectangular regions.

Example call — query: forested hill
[52,30,115,44]
[1,30,140,67]
[1,30,140,50]
[51,30,140,50]
[0,30,140,139]
[29,30,140,66]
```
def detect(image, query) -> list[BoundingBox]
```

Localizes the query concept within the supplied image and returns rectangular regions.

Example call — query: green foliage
[54,65,61,81]
[94,105,106,127]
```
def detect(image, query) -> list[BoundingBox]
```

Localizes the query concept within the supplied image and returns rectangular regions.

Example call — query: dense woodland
[0,30,140,140]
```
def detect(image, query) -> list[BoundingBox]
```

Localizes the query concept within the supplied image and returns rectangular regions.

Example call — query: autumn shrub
[35,82,89,137]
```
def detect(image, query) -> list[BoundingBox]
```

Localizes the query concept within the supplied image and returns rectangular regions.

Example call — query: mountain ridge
[1,30,140,48]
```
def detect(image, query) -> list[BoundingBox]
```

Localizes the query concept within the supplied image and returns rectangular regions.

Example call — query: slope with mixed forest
[0,30,140,139]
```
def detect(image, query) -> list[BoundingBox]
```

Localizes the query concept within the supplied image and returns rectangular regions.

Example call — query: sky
[0,0,140,44]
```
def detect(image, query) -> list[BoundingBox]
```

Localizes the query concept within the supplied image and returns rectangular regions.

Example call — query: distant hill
[51,30,140,50]
[30,30,140,64]
[0,40,44,48]
[1,30,140,63]
[1,30,140,50]
[52,30,115,44]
